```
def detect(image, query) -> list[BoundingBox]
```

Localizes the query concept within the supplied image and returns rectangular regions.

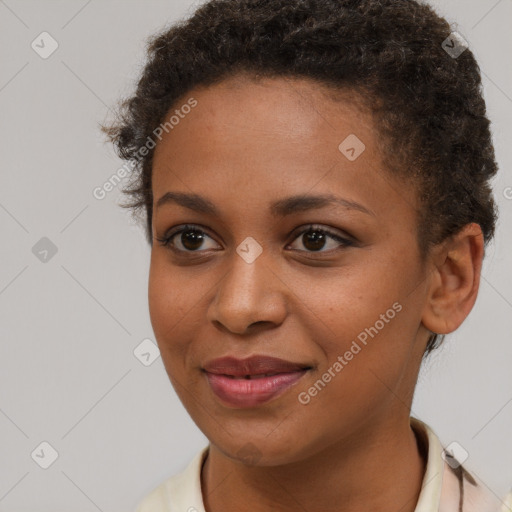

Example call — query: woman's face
[149,75,432,465]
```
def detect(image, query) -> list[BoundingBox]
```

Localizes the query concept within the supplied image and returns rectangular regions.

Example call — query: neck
[201,414,427,512]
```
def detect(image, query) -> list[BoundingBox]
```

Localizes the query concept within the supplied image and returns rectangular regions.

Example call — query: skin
[148,74,484,512]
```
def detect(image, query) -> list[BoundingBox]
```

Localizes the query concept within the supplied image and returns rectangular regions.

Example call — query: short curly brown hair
[102,0,498,356]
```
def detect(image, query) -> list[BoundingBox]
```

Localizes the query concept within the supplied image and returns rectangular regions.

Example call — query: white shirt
[136,417,511,512]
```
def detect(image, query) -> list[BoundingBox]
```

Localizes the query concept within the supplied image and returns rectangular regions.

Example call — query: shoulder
[135,445,209,512]
[433,432,509,512]
[501,489,512,512]
[439,459,508,512]
[411,418,510,512]
[135,479,171,512]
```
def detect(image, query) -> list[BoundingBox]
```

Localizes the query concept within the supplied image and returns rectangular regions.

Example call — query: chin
[209,429,316,467]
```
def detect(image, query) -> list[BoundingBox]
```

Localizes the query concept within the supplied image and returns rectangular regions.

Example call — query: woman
[103,0,511,510]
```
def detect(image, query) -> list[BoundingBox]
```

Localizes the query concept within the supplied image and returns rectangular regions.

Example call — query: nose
[206,251,288,335]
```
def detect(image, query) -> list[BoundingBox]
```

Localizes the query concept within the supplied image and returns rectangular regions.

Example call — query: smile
[202,355,312,408]
[204,369,310,408]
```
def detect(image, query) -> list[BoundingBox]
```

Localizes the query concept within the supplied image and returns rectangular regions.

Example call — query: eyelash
[155,223,355,254]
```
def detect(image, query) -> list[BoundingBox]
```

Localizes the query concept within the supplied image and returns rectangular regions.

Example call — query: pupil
[182,230,204,250]
[303,230,326,251]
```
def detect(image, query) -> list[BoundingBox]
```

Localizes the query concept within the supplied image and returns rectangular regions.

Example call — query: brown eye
[301,230,328,251]
[156,223,354,255]
[179,229,206,251]
[156,225,220,252]
[288,225,354,253]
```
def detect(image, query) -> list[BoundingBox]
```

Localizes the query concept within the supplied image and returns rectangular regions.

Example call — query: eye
[287,224,354,253]
[156,223,354,254]
[155,224,220,252]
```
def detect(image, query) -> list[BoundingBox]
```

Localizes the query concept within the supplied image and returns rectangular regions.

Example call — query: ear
[421,223,484,335]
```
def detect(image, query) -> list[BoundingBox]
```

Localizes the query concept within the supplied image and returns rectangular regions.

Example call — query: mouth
[222,373,294,379]
[202,355,312,408]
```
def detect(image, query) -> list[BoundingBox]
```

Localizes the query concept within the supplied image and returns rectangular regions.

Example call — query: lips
[203,355,312,407]
[203,355,311,378]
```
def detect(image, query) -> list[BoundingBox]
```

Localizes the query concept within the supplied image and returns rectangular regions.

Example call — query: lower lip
[205,370,309,408]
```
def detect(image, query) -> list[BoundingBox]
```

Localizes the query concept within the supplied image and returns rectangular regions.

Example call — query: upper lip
[203,355,312,377]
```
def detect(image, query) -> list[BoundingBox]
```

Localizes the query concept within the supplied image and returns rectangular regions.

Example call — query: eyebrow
[155,191,375,217]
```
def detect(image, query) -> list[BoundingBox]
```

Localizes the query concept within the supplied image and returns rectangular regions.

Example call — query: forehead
[160,74,373,137]
[153,75,377,179]
[150,74,416,224]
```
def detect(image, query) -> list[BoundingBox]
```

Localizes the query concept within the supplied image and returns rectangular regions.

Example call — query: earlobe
[421,223,484,335]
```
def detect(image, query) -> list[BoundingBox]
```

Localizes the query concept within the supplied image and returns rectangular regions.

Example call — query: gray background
[0,0,511,510]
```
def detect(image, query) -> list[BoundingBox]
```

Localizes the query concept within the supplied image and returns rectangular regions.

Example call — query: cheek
[310,283,424,408]
[148,256,194,363]
[295,306,419,441]
[293,264,406,351]
[298,259,424,389]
